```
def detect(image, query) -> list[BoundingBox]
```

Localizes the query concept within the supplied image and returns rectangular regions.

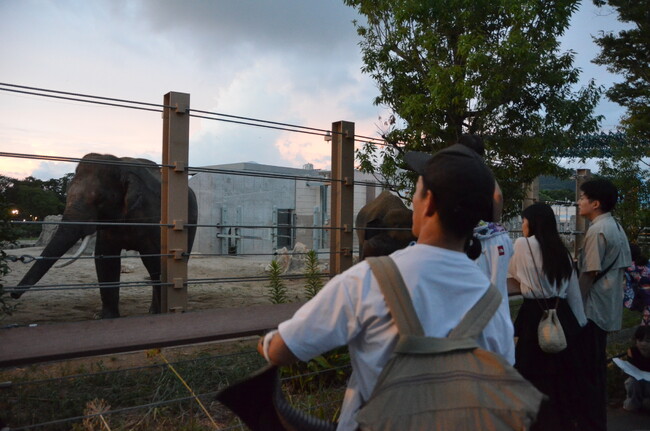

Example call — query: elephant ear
[123,170,156,217]
[364,218,383,240]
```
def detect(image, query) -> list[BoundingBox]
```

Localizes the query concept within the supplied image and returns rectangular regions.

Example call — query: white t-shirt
[508,235,587,326]
[279,243,516,431]
[473,223,516,364]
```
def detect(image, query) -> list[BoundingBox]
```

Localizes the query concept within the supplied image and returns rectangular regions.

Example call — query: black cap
[405,144,495,222]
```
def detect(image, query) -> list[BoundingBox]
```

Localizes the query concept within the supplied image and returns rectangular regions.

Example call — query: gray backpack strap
[448,283,502,339]
[366,256,424,336]
[367,256,502,355]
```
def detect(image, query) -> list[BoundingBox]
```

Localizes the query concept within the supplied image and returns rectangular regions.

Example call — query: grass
[0,297,641,429]
[1,343,268,430]
[0,340,349,430]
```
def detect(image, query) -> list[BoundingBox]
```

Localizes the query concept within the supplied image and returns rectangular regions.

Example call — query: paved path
[608,406,650,430]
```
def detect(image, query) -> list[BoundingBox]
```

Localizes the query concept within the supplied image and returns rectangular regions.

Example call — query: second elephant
[355,191,416,260]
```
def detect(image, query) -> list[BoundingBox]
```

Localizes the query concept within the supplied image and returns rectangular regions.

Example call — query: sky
[0,0,631,181]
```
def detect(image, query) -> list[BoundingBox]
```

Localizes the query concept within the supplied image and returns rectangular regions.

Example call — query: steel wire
[0,86,164,113]
[3,348,259,387]
[1,150,391,189]
[2,272,331,294]
[0,82,172,109]
[189,107,387,146]
[10,219,410,232]
[0,151,173,169]
[1,82,388,146]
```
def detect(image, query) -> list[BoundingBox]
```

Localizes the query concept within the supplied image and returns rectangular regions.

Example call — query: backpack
[357,256,544,431]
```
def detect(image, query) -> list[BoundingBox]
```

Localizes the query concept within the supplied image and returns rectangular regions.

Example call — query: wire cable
[0,82,172,109]
[0,86,163,113]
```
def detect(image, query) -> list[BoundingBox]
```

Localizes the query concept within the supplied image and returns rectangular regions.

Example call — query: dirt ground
[2,246,311,326]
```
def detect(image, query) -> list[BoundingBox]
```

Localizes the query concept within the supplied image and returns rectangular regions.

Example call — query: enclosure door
[276,208,295,249]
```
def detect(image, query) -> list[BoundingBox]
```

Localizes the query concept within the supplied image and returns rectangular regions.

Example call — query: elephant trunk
[12,223,92,298]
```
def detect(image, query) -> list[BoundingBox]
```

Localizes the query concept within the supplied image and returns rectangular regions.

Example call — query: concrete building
[189,162,383,256]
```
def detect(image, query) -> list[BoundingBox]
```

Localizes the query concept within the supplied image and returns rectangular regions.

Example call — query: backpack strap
[367,255,503,355]
[448,282,501,339]
[366,256,424,336]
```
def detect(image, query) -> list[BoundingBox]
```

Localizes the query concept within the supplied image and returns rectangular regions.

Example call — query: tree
[593,0,650,142]
[345,0,602,218]
[0,174,70,238]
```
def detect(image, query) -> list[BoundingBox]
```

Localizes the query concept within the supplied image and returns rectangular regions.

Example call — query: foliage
[344,0,602,218]
[0,173,72,237]
[593,0,650,141]
[304,250,324,300]
[267,259,289,304]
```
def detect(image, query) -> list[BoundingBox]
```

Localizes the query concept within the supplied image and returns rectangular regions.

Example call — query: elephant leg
[140,254,161,314]
[95,239,122,319]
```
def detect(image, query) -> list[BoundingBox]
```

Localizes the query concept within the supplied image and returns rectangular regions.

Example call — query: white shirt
[508,235,587,326]
[474,223,516,364]
[279,243,516,431]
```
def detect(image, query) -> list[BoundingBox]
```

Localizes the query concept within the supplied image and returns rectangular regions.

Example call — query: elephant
[11,153,198,319]
[355,190,416,260]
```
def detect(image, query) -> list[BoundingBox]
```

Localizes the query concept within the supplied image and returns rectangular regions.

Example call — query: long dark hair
[522,203,573,285]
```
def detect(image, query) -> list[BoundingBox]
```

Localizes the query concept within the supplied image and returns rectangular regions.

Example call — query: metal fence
[0,84,388,429]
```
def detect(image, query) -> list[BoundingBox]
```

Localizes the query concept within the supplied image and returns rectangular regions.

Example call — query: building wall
[190,170,296,255]
[189,163,383,256]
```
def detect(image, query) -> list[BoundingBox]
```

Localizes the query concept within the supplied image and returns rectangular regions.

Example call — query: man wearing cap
[257,144,516,430]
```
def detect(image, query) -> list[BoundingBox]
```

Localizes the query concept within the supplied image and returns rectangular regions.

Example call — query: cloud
[0,0,631,180]
[130,0,360,56]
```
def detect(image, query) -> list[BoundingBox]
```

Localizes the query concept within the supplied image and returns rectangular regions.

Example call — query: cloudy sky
[0,0,629,180]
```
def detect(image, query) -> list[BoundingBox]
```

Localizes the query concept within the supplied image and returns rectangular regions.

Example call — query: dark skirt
[514,297,583,431]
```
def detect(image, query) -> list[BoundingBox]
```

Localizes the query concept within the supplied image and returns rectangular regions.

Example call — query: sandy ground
[2,246,311,326]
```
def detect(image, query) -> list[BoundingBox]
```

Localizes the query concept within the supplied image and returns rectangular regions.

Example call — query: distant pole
[161,92,190,313]
[522,177,540,210]
[329,121,354,276]
[574,169,591,257]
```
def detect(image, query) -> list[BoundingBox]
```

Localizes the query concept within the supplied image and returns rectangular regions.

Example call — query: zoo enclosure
[1,85,606,367]
[0,86,389,368]
[0,84,634,430]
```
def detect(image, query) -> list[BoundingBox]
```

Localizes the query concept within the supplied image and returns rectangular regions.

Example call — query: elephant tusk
[55,235,91,268]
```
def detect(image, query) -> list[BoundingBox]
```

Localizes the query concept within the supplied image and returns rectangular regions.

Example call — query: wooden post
[161,92,190,313]
[574,169,591,257]
[329,121,355,276]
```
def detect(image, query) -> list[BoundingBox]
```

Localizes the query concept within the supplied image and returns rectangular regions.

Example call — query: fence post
[329,121,355,276]
[161,92,190,313]
[574,168,591,257]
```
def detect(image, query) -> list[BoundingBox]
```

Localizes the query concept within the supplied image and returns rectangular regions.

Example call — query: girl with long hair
[508,203,586,430]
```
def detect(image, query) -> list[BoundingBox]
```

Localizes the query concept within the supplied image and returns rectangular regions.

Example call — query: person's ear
[425,190,436,217]
[592,199,601,211]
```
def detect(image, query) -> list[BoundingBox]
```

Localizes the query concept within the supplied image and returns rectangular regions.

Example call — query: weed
[304,250,324,299]
[267,259,288,304]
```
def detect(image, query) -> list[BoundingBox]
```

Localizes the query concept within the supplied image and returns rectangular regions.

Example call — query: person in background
[507,203,586,430]
[256,144,515,431]
[624,243,650,326]
[458,134,515,365]
[576,178,632,431]
[623,325,650,412]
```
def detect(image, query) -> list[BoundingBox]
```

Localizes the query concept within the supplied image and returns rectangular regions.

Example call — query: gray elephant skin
[355,190,415,260]
[12,153,198,318]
